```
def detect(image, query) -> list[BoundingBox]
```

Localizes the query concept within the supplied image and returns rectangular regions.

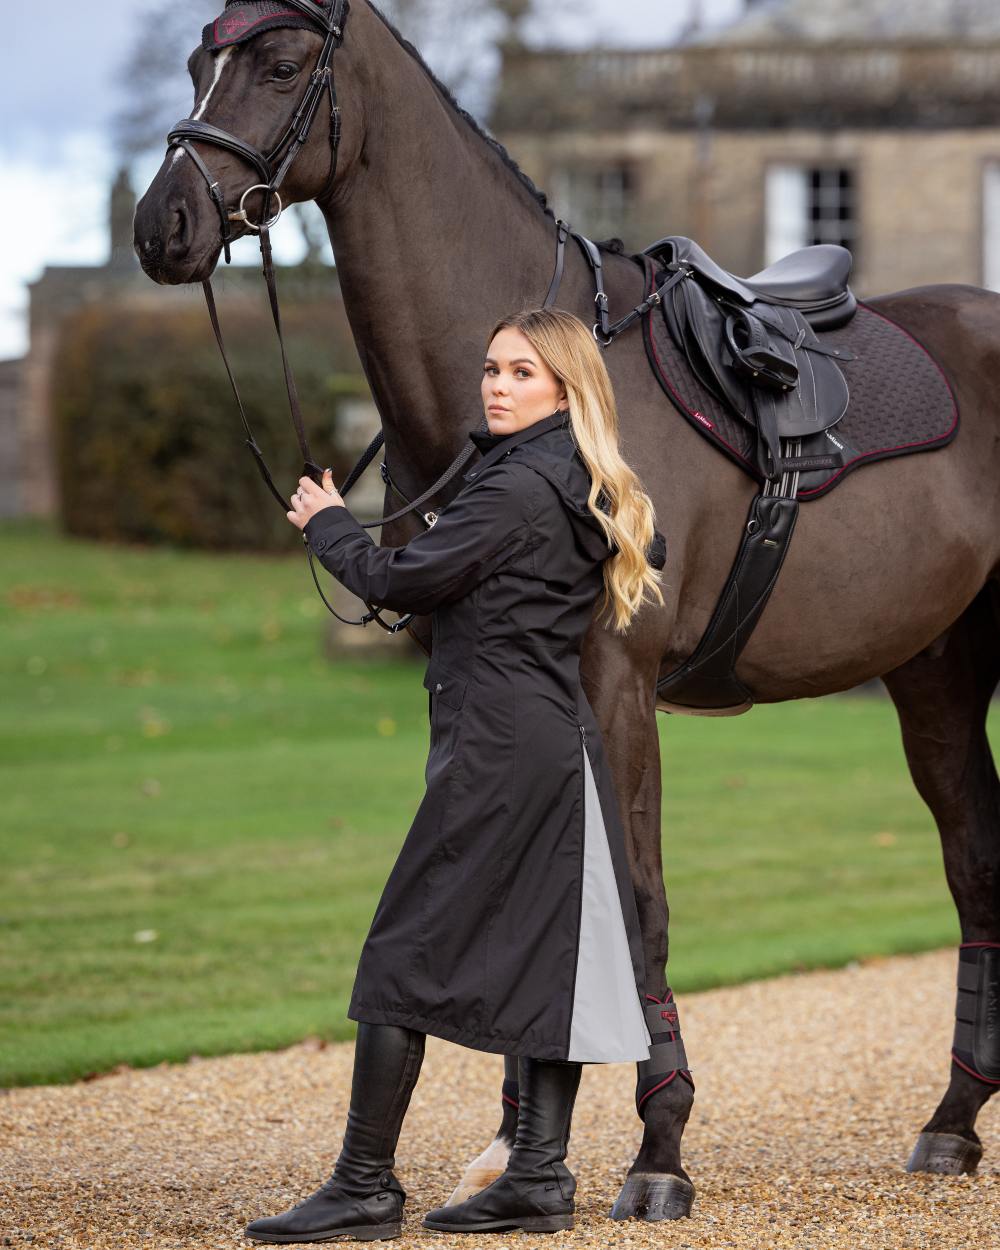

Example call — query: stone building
[489,0,1000,296]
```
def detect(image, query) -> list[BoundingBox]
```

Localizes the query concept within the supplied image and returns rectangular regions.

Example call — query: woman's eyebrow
[483,357,536,366]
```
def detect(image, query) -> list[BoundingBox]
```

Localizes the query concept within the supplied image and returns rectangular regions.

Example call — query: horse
[133,0,1000,1220]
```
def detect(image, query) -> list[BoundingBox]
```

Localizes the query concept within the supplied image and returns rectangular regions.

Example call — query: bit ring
[232,185,284,232]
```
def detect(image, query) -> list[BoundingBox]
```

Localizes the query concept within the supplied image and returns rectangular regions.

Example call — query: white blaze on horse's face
[170,47,234,167]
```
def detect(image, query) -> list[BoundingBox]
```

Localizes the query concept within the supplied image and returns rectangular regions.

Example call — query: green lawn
[1,519,964,1087]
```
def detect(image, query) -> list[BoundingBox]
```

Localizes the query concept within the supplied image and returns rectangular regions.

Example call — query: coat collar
[464,408,571,482]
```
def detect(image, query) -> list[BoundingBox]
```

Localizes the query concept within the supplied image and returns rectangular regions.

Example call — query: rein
[163,0,653,631]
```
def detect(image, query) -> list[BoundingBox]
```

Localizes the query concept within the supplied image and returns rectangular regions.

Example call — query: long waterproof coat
[302,407,666,1062]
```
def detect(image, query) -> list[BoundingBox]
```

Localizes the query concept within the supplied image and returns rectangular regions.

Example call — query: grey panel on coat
[568,742,653,1062]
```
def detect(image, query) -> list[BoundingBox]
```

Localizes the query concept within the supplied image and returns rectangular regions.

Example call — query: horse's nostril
[165,202,191,258]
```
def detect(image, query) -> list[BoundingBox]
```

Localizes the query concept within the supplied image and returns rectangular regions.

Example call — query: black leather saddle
[650,235,857,330]
[640,236,862,714]
[644,236,858,482]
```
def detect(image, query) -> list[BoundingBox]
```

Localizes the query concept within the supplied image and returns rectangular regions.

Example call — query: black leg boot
[245,1022,425,1243]
[422,1056,582,1234]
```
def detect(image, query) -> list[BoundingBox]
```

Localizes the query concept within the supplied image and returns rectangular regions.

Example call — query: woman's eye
[273,63,299,81]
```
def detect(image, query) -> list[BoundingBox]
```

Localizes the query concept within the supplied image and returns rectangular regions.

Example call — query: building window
[983,161,1000,291]
[550,162,637,240]
[765,164,856,264]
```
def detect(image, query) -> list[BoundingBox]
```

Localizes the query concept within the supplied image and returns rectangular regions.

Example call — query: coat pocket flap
[422,663,468,710]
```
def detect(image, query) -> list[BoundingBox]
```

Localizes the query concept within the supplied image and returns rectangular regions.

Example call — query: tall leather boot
[422,1056,582,1233]
[245,1022,425,1243]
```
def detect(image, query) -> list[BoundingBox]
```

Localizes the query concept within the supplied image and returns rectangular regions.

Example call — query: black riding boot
[422,1056,583,1234]
[245,1022,425,1243]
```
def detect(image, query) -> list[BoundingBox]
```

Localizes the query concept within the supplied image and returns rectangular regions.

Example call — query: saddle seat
[644,235,857,330]
[745,244,854,308]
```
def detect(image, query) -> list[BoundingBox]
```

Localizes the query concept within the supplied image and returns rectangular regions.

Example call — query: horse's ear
[186,46,203,85]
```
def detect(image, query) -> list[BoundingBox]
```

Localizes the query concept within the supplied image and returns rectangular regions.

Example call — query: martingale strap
[635,991,692,1119]
[952,942,1000,1085]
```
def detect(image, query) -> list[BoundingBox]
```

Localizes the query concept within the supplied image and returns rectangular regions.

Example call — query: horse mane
[367,3,630,256]
[366,1,626,255]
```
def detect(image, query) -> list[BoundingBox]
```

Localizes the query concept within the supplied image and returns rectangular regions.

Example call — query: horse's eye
[273,63,299,81]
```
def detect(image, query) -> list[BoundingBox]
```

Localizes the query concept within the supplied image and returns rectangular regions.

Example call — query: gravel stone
[1,948,997,1248]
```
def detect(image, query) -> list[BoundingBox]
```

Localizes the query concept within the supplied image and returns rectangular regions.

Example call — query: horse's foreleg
[882,583,1000,1175]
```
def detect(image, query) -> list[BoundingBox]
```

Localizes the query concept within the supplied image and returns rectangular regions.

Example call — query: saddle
[544,221,957,717]
[643,236,857,482]
[627,236,955,717]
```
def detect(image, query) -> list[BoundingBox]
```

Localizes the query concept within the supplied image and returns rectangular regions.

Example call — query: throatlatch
[636,990,692,1119]
[952,942,1000,1085]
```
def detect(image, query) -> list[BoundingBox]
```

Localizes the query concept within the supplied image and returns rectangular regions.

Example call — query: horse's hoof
[443,1136,511,1205]
[609,1171,694,1221]
[906,1131,983,1175]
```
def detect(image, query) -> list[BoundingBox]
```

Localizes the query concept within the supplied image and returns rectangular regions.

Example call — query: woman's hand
[286,469,346,530]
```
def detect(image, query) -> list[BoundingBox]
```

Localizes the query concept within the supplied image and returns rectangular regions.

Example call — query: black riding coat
[303,408,666,1062]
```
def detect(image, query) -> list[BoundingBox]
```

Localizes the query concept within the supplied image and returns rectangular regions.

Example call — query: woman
[246,307,667,1242]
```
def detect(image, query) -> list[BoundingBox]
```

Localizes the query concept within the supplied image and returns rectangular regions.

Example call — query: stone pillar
[0,359,24,518]
[109,168,139,270]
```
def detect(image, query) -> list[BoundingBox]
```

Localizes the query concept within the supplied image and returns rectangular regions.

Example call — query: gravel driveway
[2,947,998,1248]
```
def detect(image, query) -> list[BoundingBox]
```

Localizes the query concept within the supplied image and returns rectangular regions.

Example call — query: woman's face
[481,327,568,435]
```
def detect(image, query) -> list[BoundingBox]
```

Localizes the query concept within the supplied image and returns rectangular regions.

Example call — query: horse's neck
[316,10,560,493]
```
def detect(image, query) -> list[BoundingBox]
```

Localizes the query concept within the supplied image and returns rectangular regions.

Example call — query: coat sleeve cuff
[303,505,372,555]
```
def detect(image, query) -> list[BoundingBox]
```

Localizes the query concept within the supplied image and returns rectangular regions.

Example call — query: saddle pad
[638,254,959,500]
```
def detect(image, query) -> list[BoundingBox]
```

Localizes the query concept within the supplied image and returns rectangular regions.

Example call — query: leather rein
[165,0,656,632]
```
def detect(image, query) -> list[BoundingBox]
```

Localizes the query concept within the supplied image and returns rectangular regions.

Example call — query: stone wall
[0,358,23,518]
[20,262,347,520]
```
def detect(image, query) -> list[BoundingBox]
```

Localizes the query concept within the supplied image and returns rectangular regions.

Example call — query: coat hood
[468,412,666,569]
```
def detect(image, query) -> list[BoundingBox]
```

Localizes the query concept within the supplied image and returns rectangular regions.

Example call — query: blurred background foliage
[52,296,367,549]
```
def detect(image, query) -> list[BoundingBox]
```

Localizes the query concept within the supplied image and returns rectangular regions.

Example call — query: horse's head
[134,0,358,284]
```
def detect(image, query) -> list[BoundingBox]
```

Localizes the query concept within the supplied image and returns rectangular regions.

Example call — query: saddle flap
[662,277,752,420]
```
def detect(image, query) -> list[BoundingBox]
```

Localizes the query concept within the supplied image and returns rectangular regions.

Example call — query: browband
[203,0,336,51]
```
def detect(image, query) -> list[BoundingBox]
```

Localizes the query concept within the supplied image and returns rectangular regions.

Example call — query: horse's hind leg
[881,583,1000,1174]
[441,1056,519,1204]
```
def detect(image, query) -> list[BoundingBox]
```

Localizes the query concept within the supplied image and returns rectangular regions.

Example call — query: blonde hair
[487,307,665,635]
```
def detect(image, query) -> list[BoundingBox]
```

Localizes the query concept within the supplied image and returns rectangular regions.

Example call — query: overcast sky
[1,0,742,360]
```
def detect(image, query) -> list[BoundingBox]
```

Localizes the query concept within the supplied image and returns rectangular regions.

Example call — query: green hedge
[52,293,369,550]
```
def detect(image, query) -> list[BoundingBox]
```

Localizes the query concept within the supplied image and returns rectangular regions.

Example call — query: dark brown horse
[134,0,1000,1219]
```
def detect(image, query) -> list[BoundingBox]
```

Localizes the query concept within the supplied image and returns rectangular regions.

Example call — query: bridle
[166,0,441,631]
[169,0,345,269]
[162,0,661,633]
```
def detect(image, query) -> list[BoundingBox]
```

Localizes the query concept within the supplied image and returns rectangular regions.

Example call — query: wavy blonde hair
[487,307,665,635]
